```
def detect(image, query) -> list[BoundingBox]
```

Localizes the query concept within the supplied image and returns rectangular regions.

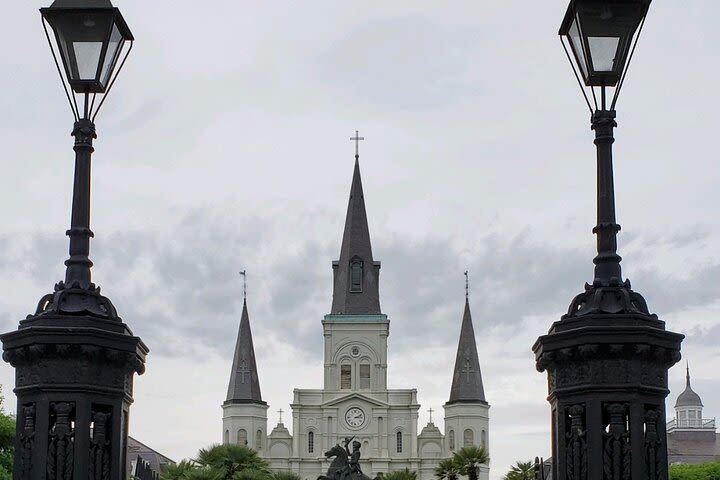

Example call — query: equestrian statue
[317,437,381,480]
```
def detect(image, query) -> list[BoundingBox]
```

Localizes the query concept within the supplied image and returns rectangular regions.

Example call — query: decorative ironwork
[90,409,112,480]
[644,408,665,480]
[565,405,587,480]
[19,404,35,480]
[602,404,631,480]
[133,455,159,480]
[47,402,75,480]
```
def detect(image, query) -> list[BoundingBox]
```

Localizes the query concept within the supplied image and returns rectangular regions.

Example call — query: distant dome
[676,386,703,408]
[675,363,703,408]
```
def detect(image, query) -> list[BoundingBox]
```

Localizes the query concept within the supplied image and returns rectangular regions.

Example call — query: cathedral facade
[222,153,489,480]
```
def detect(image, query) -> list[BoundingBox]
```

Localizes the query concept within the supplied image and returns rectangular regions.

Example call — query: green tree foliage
[160,460,199,480]
[195,444,271,480]
[0,386,15,480]
[669,461,720,480]
[434,458,461,480]
[161,445,273,480]
[452,446,489,480]
[503,461,535,480]
[272,472,303,480]
[384,468,417,480]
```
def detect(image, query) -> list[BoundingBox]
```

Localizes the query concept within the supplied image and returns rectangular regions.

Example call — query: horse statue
[316,443,379,480]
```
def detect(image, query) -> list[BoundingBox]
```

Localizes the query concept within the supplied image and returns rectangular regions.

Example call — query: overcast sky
[1,2,719,479]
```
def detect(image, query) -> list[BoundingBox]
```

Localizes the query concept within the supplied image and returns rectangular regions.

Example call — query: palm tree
[194,444,271,480]
[384,468,418,480]
[452,446,489,480]
[503,461,535,480]
[160,460,199,480]
[435,458,461,480]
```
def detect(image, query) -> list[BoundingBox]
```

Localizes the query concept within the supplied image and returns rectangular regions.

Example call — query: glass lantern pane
[73,42,103,80]
[100,24,124,87]
[568,18,588,79]
[588,36,620,72]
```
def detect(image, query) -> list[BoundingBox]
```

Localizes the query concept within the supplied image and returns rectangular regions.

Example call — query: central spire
[330,141,381,315]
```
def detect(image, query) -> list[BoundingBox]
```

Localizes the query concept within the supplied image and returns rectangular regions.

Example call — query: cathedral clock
[345,407,366,428]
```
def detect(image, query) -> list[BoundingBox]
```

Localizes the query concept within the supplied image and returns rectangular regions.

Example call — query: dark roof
[126,436,175,475]
[447,299,486,404]
[51,0,114,7]
[225,299,265,404]
[330,156,382,315]
[676,364,703,408]
[667,431,720,464]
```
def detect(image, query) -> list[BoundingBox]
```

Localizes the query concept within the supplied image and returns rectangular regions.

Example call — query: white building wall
[443,402,490,480]
[222,403,269,454]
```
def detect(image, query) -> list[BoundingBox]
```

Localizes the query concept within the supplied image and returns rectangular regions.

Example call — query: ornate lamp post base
[534,306,682,480]
[2,311,147,480]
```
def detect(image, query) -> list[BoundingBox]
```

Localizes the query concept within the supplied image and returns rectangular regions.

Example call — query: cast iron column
[1,120,147,480]
[533,110,683,480]
[64,118,96,291]
[591,109,622,287]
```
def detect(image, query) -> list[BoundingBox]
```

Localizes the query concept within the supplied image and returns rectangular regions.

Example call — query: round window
[351,346,360,357]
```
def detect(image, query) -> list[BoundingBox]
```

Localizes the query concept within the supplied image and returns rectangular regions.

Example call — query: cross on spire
[238,360,250,384]
[350,130,365,158]
[464,270,469,299]
[240,270,247,300]
[462,358,474,383]
[278,408,284,424]
[428,408,434,423]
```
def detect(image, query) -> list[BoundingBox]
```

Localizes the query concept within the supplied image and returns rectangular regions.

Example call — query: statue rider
[340,436,363,480]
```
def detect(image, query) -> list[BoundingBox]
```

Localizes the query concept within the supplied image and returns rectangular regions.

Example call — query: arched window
[350,259,363,292]
[256,430,263,449]
[359,363,371,389]
[463,429,473,447]
[340,364,352,389]
[481,429,486,448]
[448,430,455,451]
[396,431,403,453]
[308,431,315,453]
[238,429,247,446]
[224,430,229,444]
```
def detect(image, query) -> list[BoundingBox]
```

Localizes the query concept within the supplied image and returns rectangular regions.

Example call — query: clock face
[345,407,366,428]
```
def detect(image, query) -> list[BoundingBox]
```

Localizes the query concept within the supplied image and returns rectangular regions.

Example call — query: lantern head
[41,0,133,94]
[560,0,650,87]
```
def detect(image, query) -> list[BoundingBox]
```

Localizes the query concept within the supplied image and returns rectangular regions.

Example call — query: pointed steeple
[331,154,381,315]
[225,299,265,405]
[447,298,486,404]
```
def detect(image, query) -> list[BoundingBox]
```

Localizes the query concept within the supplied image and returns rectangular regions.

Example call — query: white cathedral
[221,151,489,480]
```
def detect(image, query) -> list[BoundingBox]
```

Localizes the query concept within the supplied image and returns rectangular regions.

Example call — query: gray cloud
[3,210,717,364]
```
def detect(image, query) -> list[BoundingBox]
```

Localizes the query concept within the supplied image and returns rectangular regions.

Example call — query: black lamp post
[1,2,146,480]
[533,2,683,480]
